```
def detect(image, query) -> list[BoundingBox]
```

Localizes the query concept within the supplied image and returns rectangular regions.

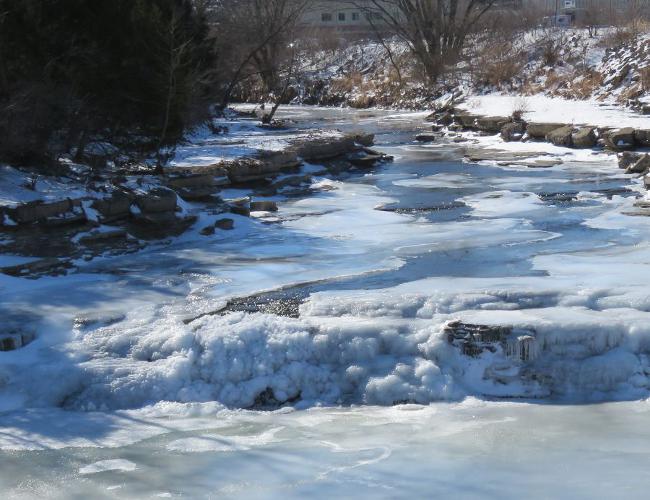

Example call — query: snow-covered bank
[458,94,650,128]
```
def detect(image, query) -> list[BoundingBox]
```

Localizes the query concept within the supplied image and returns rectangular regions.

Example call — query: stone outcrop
[547,125,575,147]
[444,320,538,362]
[215,218,235,230]
[226,150,301,183]
[0,330,35,352]
[227,197,250,217]
[526,122,567,139]
[250,200,278,212]
[135,188,177,214]
[167,174,222,201]
[453,111,479,130]
[604,127,636,151]
[291,135,356,161]
[0,257,72,278]
[92,190,132,222]
[9,198,85,226]
[476,116,511,134]
[571,127,598,148]
[415,133,436,142]
[618,152,643,169]
[635,129,650,147]
[350,133,375,147]
[626,154,650,174]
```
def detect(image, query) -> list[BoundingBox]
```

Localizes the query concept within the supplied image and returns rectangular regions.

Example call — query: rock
[291,135,356,161]
[618,152,643,169]
[215,218,235,230]
[12,198,81,225]
[226,150,301,183]
[476,116,511,134]
[526,122,567,139]
[645,174,650,189]
[350,133,375,147]
[547,126,575,147]
[250,200,278,212]
[135,188,177,214]
[227,197,250,217]
[270,174,313,190]
[453,111,479,129]
[571,127,598,148]
[626,154,650,174]
[415,133,436,142]
[167,174,220,200]
[437,111,454,126]
[92,190,132,222]
[500,122,526,142]
[0,257,72,278]
[0,330,35,352]
[635,129,650,147]
[430,124,443,132]
[604,127,636,150]
[642,105,650,115]
[166,164,229,180]
[348,153,386,167]
[200,225,215,236]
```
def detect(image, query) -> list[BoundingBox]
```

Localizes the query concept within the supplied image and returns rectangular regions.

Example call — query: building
[301,0,650,32]
[299,1,391,36]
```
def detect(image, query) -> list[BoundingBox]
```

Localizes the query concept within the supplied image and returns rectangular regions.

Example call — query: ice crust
[2,106,650,427]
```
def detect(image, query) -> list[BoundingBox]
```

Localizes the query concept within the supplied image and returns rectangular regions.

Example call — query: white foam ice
[79,459,137,475]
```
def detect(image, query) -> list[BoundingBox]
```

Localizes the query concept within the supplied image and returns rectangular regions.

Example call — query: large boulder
[526,122,567,139]
[227,150,301,183]
[291,135,356,161]
[501,122,526,142]
[635,129,650,147]
[618,152,643,169]
[12,198,81,225]
[571,127,598,148]
[350,133,375,147]
[135,188,177,214]
[604,127,636,150]
[626,154,650,174]
[92,190,133,221]
[415,132,437,143]
[437,111,454,126]
[547,126,575,147]
[453,111,479,129]
[250,200,278,212]
[476,116,511,134]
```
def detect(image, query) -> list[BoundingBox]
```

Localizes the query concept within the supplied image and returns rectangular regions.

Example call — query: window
[352,12,360,21]
[321,13,332,22]
[338,12,346,22]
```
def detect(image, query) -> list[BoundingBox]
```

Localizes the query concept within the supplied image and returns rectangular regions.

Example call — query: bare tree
[214,0,310,109]
[358,0,497,82]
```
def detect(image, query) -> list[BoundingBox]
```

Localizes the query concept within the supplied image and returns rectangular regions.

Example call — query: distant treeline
[0,0,216,167]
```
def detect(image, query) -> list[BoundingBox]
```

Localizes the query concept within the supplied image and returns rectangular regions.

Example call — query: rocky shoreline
[425,100,650,190]
[0,127,390,285]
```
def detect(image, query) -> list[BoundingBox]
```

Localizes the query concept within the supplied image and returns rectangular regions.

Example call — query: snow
[459,94,650,128]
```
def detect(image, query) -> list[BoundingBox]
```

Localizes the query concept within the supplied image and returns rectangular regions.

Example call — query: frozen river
[2,107,650,498]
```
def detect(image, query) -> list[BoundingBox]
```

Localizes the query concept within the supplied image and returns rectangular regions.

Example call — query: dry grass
[472,41,525,88]
[568,71,605,99]
[640,66,650,92]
